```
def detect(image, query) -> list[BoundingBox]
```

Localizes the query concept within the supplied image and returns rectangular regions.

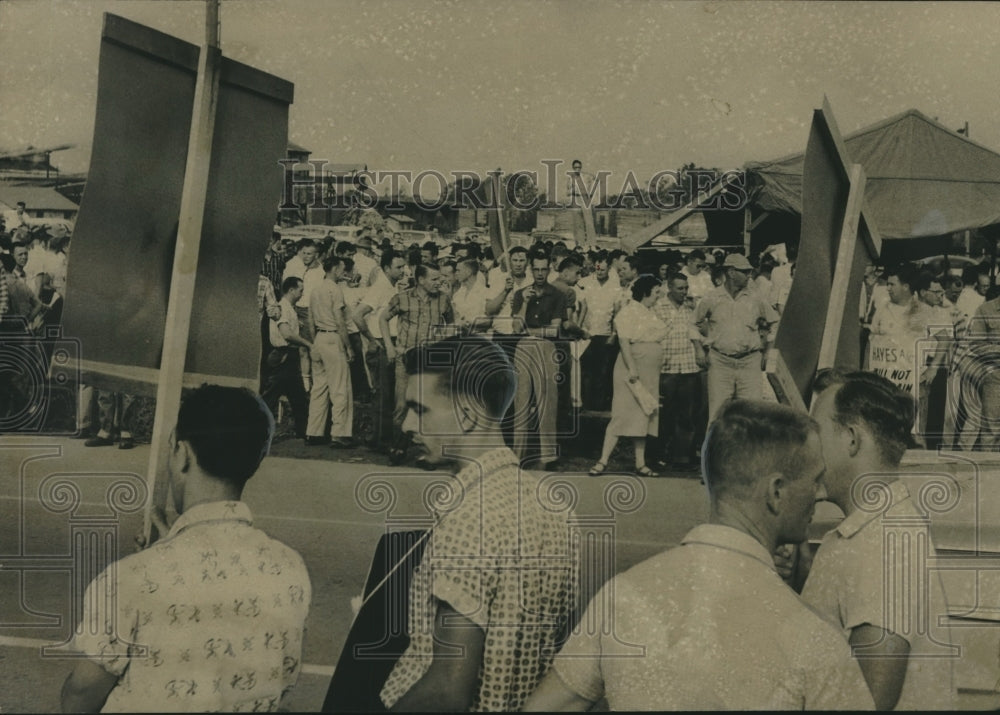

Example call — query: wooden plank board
[144,0,221,544]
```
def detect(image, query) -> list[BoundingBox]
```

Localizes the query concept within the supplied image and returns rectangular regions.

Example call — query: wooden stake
[142,0,221,545]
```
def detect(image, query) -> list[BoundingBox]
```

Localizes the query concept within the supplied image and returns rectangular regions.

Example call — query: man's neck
[724,280,741,298]
[668,295,683,309]
[709,499,776,554]
[835,465,898,516]
[440,431,510,475]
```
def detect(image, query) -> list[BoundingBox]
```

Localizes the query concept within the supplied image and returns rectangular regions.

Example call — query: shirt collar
[438,447,520,515]
[167,500,253,538]
[681,523,778,573]
[836,479,911,538]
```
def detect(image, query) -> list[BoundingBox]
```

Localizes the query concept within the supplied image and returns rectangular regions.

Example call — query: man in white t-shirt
[353,249,407,449]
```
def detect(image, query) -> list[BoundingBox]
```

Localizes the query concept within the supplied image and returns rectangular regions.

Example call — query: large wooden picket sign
[767,98,882,410]
[58,8,293,543]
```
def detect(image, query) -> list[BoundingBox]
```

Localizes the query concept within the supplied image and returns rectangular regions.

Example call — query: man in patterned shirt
[62,385,311,713]
[380,263,454,464]
[651,272,706,471]
[379,336,578,711]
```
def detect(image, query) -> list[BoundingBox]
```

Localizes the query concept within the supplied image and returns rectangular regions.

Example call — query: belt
[711,347,759,360]
[316,329,339,333]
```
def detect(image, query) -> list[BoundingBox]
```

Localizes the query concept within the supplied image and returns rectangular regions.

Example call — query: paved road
[0,436,708,712]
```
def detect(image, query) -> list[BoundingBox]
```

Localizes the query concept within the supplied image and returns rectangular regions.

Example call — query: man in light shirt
[680,249,714,303]
[450,257,489,333]
[524,400,874,711]
[354,249,407,450]
[801,369,956,711]
[577,253,620,411]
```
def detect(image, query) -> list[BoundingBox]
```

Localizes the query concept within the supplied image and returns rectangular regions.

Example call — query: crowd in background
[256,225,1000,471]
[2,200,998,459]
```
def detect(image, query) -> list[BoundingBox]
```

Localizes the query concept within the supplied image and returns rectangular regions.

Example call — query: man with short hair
[511,249,568,467]
[651,272,705,470]
[306,254,354,448]
[380,263,454,464]
[61,385,312,713]
[577,251,620,411]
[802,369,956,710]
[450,257,489,333]
[261,276,311,439]
[419,241,438,267]
[484,245,531,337]
[680,249,714,303]
[524,400,873,711]
[354,249,407,449]
[955,268,990,319]
[282,239,324,388]
[694,253,779,424]
[377,337,577,712]
[915,272,954,447]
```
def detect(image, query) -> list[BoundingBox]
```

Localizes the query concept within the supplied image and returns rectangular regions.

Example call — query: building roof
[745,109,1000,239]
[0,183,79,211]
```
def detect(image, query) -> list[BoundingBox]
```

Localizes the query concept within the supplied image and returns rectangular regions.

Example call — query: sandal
[635,465,658,477]
[588,461,607,477]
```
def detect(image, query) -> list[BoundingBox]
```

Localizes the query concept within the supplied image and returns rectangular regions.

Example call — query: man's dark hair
[812,368,914,466]
[571,159,582,168]
[175,385,274,488]
[296,238,316,250]
[404,336,516,420]
[341,257,355,274]
[665,271,688,288]
[703,400,819,498]
[415,263,439,281]
[887,263,919,292]
[380,248,400,270]
[551,244,570,262]
[558,254,583,272]
[508,245,528,258]
[528,248,550,267]
[631,274,661,301]
[439,258,456,272]
[464,242,482,261]
[608,249,627,264]
[335,240,356,256]
[422,241,439,256]
[280,276,303,295]
[622,255,642,273]
[687,249,706,263]
[914,270,940,294]
[322,254,344,273]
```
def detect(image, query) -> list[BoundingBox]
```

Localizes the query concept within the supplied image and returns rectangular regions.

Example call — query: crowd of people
[257,227,1000,474]
[61,352,959,711]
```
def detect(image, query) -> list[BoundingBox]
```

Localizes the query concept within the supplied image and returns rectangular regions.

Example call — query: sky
[2,0,999,192]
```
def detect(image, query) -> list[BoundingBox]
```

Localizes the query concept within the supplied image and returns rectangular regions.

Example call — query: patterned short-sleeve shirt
[71,501,312,713]
[380,447,578,711]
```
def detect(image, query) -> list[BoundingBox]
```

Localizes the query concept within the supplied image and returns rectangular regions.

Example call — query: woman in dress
[590,274,668,477]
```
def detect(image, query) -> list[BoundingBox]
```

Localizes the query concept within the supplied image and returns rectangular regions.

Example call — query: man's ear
[764,472,785,516]
[845,423,862,458]
[173,438,193,473]
[457,404,478,433]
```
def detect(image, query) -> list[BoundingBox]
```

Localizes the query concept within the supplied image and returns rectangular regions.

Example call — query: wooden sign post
[767,97,882,411]
[143,0,221,544]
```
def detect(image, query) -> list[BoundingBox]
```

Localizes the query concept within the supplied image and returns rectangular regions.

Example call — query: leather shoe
[329,437,355,449]
[118,438,135,450]
[84,436,114,447]
[304,436,328,446]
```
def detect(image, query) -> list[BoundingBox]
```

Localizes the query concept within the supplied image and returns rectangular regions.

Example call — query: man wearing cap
[694,253,779,425]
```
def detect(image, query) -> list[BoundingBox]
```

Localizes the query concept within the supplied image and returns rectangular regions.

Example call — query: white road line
[0,635,335,676]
